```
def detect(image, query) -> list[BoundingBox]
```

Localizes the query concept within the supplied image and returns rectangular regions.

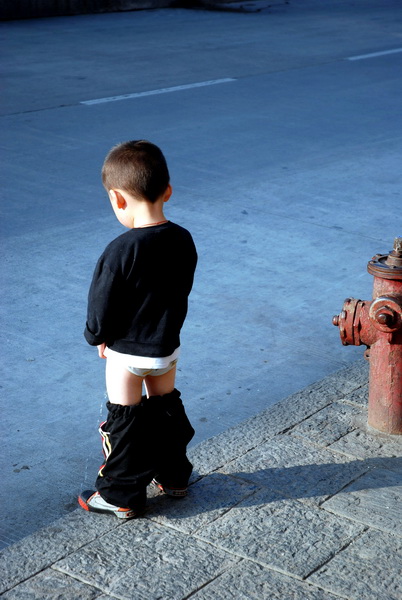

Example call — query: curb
[1,0,288,20]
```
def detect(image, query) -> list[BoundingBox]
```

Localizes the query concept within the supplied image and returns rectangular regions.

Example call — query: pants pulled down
[95,388,194,509]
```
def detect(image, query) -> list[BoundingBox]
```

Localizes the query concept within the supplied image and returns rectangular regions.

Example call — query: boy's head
[102,140,170,203]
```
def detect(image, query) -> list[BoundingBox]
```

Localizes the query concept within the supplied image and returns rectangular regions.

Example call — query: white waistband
[104,346,180,369]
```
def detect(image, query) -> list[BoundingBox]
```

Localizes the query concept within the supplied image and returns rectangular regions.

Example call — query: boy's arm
[84,258,120,349]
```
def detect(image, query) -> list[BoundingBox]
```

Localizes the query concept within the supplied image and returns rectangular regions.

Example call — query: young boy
[78,140,197,519]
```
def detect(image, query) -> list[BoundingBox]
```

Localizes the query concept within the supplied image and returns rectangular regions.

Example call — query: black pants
[95,389,194,509]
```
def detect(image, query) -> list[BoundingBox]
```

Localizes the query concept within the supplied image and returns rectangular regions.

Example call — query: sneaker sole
[78,491,139,519]
[152,480,187,498]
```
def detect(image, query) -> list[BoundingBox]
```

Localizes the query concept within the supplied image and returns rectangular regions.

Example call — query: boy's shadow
[146,456,402,524]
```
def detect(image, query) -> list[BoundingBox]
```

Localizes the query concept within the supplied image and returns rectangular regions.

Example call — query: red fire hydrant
[332,237,402,434]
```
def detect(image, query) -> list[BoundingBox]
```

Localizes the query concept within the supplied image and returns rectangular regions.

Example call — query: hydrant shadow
[146,456,402,524]
[226,455,402,505]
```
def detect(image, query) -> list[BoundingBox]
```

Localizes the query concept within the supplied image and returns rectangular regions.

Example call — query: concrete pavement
[1,359,401,599]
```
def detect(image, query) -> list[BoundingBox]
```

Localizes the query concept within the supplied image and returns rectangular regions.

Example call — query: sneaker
[152,479,187,498]
[78,490,139,519]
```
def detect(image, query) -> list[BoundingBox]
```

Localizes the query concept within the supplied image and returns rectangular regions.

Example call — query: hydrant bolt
[377,313,392,326]
[369,296,402,333]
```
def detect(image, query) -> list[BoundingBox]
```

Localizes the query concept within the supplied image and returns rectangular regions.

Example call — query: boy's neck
[135,218,168,229]
[131,203,166,228]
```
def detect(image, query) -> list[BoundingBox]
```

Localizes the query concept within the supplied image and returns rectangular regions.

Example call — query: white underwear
[104,346,180,377]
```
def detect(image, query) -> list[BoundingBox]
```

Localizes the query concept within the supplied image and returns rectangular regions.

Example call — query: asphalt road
[1,0,402,547]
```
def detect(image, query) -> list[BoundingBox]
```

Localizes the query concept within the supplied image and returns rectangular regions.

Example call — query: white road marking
[347,48,402,61]
[81,78,237,105]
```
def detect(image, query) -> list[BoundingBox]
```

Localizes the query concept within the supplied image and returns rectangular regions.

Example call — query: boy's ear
[109,189,127,209]
[163,184,173,203]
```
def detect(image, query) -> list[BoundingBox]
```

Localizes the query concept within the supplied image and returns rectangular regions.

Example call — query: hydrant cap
[367,237,402,280]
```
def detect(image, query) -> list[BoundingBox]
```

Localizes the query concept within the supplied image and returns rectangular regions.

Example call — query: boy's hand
[97,343,107,359]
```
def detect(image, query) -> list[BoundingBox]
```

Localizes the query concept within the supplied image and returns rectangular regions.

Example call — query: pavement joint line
[317,463,370,506]
[303,530,368,588]
[51,567,102,596]
[80,78,237,105]
[324,446,358,461]
[188,538,311,585]
[347,47,402,61]
[306,583,349,600]
[338,395,366,406]
[279,401,335,435]
[193,486,262,533]
[181,571,224,600]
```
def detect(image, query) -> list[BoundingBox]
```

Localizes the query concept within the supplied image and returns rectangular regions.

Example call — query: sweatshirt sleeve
[84,257,121,347]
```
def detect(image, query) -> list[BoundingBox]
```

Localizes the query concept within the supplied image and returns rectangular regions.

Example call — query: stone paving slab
[308,529,402,600]
[329,427,402,462]
[219,434,369,506]
[322,465,402,535]
[0,511,120,595]
[54,519,240,600]
[0,569,99,600]
[196,491,366,579]
[318,361,369,395]
[339,382,369,408]
[290,401,364,447]
[191,560,342,600]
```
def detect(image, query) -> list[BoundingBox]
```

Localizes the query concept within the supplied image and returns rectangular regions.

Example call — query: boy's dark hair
[102,140,170,203]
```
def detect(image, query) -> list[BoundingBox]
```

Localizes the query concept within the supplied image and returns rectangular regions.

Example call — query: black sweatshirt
[84,221,197,357]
